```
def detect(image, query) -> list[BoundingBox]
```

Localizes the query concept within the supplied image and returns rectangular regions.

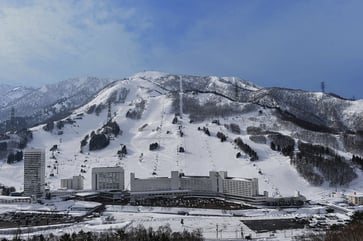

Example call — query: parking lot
[242,218,308,233]
[0,212,80,229]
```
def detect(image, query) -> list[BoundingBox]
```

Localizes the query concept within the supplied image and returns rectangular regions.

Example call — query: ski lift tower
[10,107,15,132]
[107,101,112,124]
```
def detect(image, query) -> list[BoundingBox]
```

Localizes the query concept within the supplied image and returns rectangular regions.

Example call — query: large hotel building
[23,149,45,197]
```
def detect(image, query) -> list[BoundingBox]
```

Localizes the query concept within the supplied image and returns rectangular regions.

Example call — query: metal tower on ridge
[233,77,239,100]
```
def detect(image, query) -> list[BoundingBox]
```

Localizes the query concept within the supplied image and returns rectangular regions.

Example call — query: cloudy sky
[1,0,362,99]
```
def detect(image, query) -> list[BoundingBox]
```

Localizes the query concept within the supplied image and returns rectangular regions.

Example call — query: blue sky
[0,0,362,99]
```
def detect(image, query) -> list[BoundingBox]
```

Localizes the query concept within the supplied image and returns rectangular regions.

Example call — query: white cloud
[0,0,145,85]
[1,0,362,99]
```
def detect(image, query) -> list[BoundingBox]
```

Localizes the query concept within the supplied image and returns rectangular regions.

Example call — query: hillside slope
[0,71,362,201]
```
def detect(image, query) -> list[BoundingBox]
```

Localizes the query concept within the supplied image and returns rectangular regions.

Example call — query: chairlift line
[179,75,183,117]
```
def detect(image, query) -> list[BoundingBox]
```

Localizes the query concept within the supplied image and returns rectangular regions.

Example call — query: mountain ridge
[0,84,34,108]
[0,77,116,131]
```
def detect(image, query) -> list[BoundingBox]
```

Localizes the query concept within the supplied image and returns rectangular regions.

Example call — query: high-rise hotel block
[24,149,45,197]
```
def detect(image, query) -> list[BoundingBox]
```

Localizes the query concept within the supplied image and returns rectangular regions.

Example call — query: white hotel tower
[23,149,45,198]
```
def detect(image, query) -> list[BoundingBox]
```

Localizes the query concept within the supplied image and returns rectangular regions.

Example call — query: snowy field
[0,204,335,241]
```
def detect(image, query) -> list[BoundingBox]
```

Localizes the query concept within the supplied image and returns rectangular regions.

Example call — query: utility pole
[216,224,219,239]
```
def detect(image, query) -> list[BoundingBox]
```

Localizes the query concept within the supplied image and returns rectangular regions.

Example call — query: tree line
[234,137,259,161]
[352,155,363,170]
[290,142,357,186]
[8,224,204,241]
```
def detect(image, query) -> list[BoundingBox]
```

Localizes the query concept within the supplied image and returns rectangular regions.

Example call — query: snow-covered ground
[0,203,357,241]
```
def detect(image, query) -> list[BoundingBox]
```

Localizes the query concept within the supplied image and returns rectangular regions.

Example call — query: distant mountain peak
[0,84,34,108]
[0,77,115,130]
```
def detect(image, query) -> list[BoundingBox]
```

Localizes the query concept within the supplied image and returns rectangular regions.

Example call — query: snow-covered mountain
[0,84,34,108]
[249,88,363,132]
[0,77,115,126]
[1,71,363,202]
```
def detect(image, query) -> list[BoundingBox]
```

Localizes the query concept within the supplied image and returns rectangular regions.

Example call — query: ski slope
[0,73,362,202]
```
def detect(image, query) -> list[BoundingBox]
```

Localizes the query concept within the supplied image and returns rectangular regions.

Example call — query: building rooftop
[133,176,170,180]
[227,177,253,182]
[131,190,192,195]
[182,175,211,179]
[0,195,31,201]
[349,192,363,197]
[74,191,99,197]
